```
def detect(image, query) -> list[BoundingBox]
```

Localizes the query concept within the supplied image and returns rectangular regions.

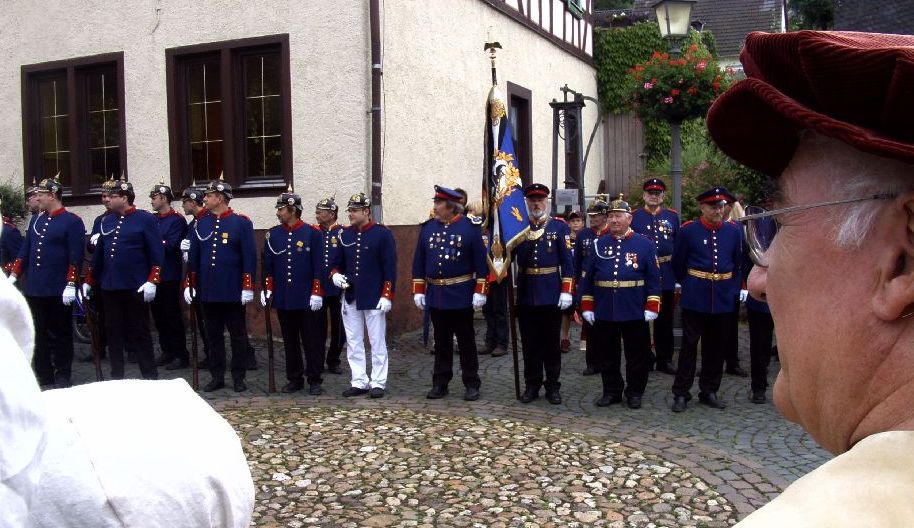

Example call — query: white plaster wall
[0,1,371,229]
[381,0,604,225]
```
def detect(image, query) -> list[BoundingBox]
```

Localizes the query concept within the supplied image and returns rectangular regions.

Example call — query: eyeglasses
[737,193,896,267]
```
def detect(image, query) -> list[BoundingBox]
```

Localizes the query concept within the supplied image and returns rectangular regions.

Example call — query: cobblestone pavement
[68,319,830,525]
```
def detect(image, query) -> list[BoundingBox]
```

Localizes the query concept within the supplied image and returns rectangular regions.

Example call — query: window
[507,82,532,186]
[22,53,126,198]
[167,35,291,195]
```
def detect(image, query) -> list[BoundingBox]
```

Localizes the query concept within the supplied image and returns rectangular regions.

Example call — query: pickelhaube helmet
[36,176,63,199]
[204,172,232,200]
[101,174,118,193]
[149,181,174,200]
[586,195,610,215]
[346,192,370,210]
[111,177,135,199]
[608,193,632,214]
[316,197,338,212]
[25,177,39,197]
[276,185,302,211]
[181,181,204,205]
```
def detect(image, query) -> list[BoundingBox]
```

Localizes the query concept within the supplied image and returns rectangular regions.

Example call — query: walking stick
[262,270,276,393]
[505,269,521,400]
[186,271,199,390]
[77,282,104,382]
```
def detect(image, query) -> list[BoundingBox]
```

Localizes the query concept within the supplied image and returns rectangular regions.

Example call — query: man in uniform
[579,195,661,409]
[9,178,85,388]
[330,193,396,399]
[670,187,747,412]
[262,187,325,394]
[1,201,23,273]
[630,178,680,374]
[559,209,584,354]
[413,185,488,401]
[185,178,256,392]
[84,179,164,380]
[514,183,574,404]
[149,182,189,370]
[180,184,211,368]
[313,197,345,374]
[80,176,119,362]
[575,196,610,375]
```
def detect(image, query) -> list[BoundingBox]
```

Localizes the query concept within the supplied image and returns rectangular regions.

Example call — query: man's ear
[873,197,914,321]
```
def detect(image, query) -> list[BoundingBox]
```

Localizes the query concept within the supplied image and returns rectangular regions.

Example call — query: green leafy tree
[789,0,835,30]
[0,182,26,220]
[593,0,634,9]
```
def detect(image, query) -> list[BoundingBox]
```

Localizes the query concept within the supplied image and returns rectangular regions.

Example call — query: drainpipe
[370,0,383,221]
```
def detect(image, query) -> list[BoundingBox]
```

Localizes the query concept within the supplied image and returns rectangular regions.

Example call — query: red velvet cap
[707,31,914,177]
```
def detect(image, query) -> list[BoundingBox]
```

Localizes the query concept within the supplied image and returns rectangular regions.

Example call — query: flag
[483,84,529,282]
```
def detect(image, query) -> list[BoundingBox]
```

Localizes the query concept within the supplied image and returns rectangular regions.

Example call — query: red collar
[612,228,635,241]
[283,219,305,232]
[157,208,177,218]
[700,217,722,230]
[49,207,67,218]
[318,223,340,232]
[121,206,137,216]
[195,209,210,220]
[440,213,463,226]
[217,208,234,219]
[592,225,609,236]
[352,221,376,233]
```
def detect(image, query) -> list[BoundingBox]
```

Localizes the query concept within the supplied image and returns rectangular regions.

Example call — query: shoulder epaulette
[667,208,679,214]
[236,213,251,221]
[681,220,695,227]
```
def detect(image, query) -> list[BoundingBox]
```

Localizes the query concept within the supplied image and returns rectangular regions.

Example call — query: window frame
[21,52,127,203]
[166,34,292,197]
[507,81,533,187]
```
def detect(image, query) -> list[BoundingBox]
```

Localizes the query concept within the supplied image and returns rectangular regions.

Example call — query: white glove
[241,289,254,305]
[739,289,749,303]
[675,283,682,292]
[137,281,157,303]
[183,286,196,304]
[582,311,595,325]
[9,274,17,285]
[310,295,323,311]
[260,289,272,307]
[414,293,426,309]
[472,293,487,309]
[332,273,349,289]
[180,239,191,252]
[557,292,573,310]
[62,284,77,306]
[376,297,392,313]
[90,233,100,247]
[182,252,189,263]
[81,283,91,299]
[644,310,659,322]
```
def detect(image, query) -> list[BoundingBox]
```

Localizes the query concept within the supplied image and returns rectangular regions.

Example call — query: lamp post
[652,0,696,213]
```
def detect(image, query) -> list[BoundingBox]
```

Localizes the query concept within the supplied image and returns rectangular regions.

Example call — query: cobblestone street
[68,320,830,527]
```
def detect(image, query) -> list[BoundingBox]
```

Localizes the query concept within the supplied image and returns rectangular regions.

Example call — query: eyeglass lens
[744,205,777,267]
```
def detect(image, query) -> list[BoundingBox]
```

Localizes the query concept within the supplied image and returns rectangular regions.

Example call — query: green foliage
[594,22,715,116]
[625,45,731,122]
[593,0,634,8]
[789,0,835,30]
[633,119,770,221]
[0,182,26,220]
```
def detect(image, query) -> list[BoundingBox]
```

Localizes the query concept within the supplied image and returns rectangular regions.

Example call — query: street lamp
[652,0,696,214]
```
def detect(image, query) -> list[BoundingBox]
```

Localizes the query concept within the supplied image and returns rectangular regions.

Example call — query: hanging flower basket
[626,44,733,122]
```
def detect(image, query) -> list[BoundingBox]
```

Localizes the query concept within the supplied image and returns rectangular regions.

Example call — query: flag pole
[484,29,521,400]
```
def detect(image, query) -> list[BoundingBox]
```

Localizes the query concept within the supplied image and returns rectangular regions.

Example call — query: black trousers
[27,296,74,386]
[672,309,732,397]
[582,320,600,369]
[725,297,741,369]
[201,302,248,382]
[149,280,187,361]
[591,319,652,398]
[318,295,345,368]
[192,299,210,359]
[277,308,324,385]
[483,281,508,349]
[430,307,480,389]
[102,289,157,380]
[518,304,562,391]
[652,290,676,365]
[748,309,775,392]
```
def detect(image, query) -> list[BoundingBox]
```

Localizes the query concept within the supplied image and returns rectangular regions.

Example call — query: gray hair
[796,131,914,249]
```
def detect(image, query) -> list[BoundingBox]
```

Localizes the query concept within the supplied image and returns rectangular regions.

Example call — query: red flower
[671,89,680,96]
[678,58,686,66]
[687,86,698,95]
[712,82,721,91]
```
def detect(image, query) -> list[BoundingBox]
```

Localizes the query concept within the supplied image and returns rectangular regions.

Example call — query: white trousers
[341,300,388,389]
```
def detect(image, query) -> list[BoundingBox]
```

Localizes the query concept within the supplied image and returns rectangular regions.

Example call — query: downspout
[370,0,383,220]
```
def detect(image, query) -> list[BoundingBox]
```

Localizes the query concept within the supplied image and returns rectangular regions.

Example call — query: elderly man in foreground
[707,31,914,524]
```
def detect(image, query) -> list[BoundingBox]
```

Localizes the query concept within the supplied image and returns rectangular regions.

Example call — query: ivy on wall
[594,22,766,219]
